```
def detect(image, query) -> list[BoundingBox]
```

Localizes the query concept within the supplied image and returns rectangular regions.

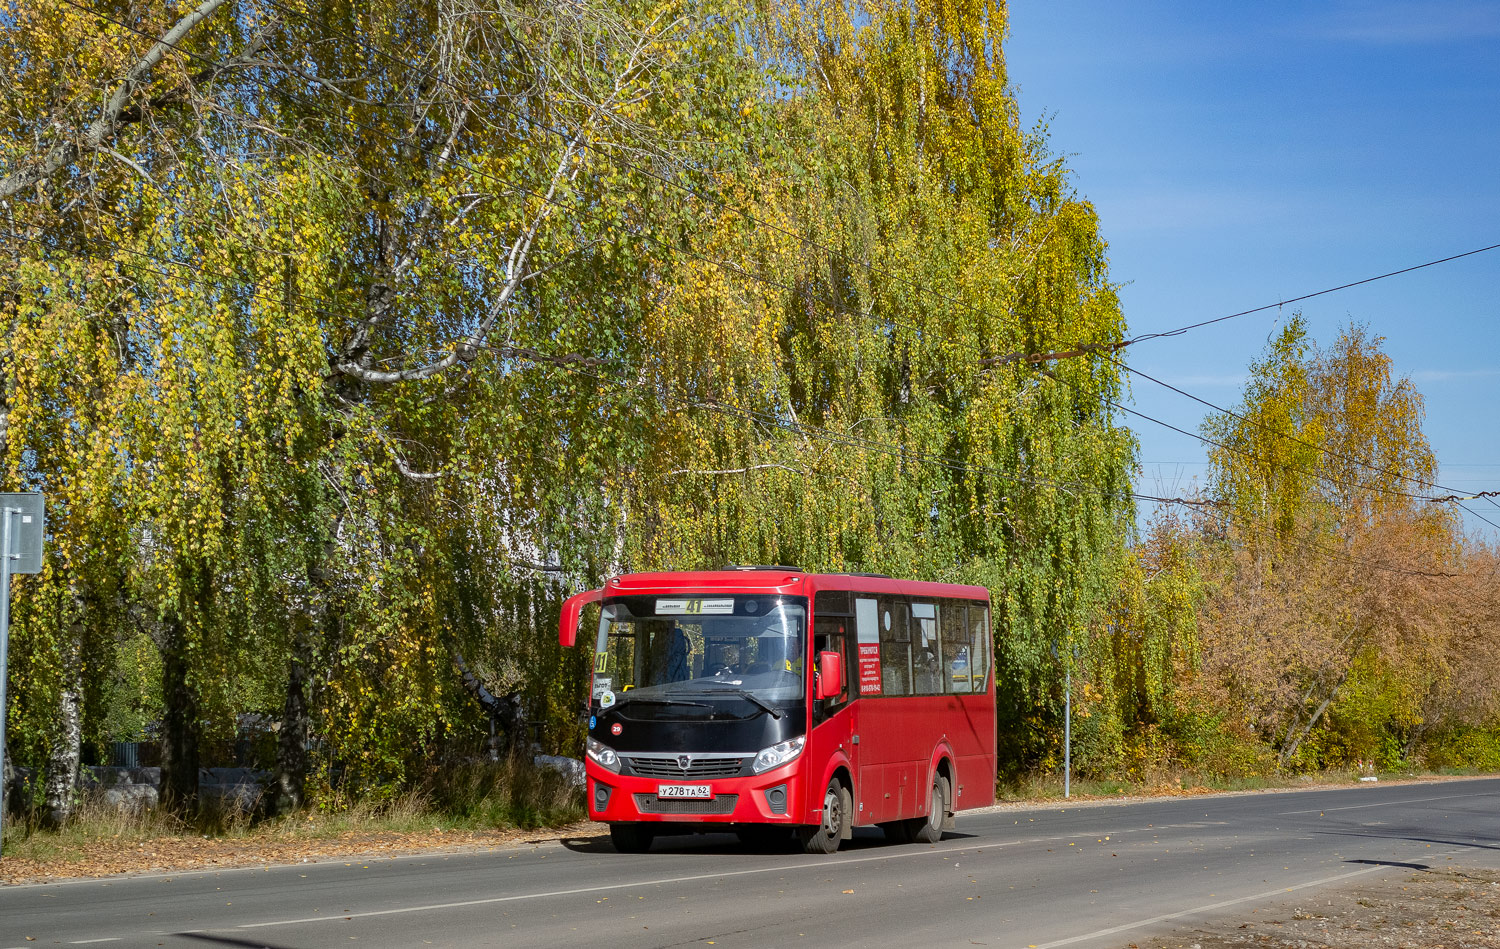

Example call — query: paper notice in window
[858,643,882,695]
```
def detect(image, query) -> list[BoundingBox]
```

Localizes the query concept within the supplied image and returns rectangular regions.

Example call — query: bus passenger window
[941,602,970,693]
[970,604,991,690]
[911,602,940,694]
[880,600,911,696]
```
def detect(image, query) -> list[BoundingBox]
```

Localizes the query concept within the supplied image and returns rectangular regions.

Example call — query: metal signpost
[1052,640,1080,799]
[0,492,45,858]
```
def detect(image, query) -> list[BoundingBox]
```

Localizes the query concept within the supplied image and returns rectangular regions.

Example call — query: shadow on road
[172,933,304,949]
[1345,858,1432,871]
[560,826,976,856]
[1317,829,1500,852]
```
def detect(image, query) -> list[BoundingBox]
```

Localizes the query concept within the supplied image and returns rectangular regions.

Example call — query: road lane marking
[228,821,1255,932]
[1278,791,1497,815]
[69,939,121,944]
[234,838,1019,930]
[1025,865,1384,948]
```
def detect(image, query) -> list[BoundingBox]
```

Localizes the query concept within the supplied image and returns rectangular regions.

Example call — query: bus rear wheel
[907,773,949,844]
[609,822,655,853]
[799,778,850,854]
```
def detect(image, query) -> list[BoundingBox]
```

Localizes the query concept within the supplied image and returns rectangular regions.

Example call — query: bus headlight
[586,736,621,773]
[752,736,805,774]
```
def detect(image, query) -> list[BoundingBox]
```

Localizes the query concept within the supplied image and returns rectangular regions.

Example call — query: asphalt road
[4,777,1498,949]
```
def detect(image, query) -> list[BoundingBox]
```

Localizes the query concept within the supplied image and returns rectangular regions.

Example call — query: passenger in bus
[649,626,692,684]
[708,643,741,677]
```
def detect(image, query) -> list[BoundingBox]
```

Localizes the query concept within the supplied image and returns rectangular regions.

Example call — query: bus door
[852,596,910,824]
[809,602,854,822]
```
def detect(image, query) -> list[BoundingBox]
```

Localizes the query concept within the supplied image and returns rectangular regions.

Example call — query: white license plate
[658,783,712,799]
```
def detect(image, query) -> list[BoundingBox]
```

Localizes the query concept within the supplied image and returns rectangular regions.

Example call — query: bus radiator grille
[633,793,740,815]
[624,756,745,778]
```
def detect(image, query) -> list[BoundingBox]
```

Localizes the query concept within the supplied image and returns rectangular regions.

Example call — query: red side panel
[558,588,603,647]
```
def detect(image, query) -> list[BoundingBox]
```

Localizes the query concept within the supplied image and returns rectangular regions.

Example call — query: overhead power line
[19,1,1496,562]
[1114,360,1500,533]
[6,229,1468,582]
[220,0,1500,377]
[983,242,1500,367]
[44,0,1500,384]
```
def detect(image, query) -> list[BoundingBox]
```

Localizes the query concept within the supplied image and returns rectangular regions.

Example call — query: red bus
[558,567,996,853]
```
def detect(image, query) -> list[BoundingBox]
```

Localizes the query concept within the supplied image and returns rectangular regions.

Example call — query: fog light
[764,784,787,815]
[593,782,612,811]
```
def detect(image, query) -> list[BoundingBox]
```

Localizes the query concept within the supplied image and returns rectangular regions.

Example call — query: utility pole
[0,493,45,858]
[1064,663,1072,799]
[1052,639,1080,799]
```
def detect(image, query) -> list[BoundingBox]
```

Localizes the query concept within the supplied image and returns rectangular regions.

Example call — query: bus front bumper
[586,762,805,825]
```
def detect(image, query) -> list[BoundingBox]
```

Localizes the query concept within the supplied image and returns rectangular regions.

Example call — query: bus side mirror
[816,651,844,700]
[559,588,603,647]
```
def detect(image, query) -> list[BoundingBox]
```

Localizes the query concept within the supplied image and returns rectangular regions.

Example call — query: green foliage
[4,0,1120,796]
[12,0,1484,814]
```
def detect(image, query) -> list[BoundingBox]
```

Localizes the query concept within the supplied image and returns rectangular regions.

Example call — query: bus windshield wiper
[616,697,714,712]
[694,687,784,719]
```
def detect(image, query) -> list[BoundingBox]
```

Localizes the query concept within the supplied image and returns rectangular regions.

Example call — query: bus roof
[601,570,989,602]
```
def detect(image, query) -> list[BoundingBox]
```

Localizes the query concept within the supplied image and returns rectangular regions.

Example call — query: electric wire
[244,0,1500,376]
[44,0,1500,380]
[0,228,1105,503]
[1115,358,1500,534]
[16,1,1498,565]
[1127,243,1500,346]
[9,216,1489,531]
[490,343,1463,580]
[4,229,1467,580]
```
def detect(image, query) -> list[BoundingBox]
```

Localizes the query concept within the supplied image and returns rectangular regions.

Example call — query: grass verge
[997,766,1482,802]
[0,757,585,882]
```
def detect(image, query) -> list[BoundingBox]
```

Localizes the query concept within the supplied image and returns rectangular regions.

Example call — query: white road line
[69,939,122,944]
[1278,791,1496,815]
[1024,865,1384,948]
[234,837,1017,930]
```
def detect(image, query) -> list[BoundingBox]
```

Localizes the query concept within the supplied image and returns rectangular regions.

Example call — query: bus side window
[941,601,970,693]
[812,616,849,720]
[970,603,991,691]
[879,598,911,696]
[911,601,939,694]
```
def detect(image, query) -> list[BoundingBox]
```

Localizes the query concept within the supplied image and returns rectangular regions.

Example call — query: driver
[752,630,800,675]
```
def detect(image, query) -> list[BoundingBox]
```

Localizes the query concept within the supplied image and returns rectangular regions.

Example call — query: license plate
[657,783,712,799]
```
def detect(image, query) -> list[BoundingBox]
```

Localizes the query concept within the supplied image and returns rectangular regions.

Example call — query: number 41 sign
[1,492,44,857]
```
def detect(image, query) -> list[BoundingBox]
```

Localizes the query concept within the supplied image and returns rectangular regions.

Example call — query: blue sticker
[589,716,597,730]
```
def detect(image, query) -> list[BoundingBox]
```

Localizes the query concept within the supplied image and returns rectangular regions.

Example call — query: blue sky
[1002,1,1500,540]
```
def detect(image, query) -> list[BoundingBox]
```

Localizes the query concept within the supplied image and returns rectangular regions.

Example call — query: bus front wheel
[799,778,850,854]
[609,822,655,853]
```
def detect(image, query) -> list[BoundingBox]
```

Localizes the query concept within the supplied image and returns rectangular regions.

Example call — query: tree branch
[666,464,802,477]
[0,0,234,200]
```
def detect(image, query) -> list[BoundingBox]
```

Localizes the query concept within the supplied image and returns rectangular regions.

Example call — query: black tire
[609,822,655,853]
[910,773,949,844]
[799,778,850,854]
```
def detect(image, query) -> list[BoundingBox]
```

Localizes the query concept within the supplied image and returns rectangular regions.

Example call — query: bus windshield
[593,595,807,713]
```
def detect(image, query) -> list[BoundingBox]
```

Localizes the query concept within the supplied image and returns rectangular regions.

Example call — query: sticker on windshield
[656,597,734,615]
[599,690,616,709]
[592,676,613,697]
[589,716,597,730]
[611,722,623,736]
